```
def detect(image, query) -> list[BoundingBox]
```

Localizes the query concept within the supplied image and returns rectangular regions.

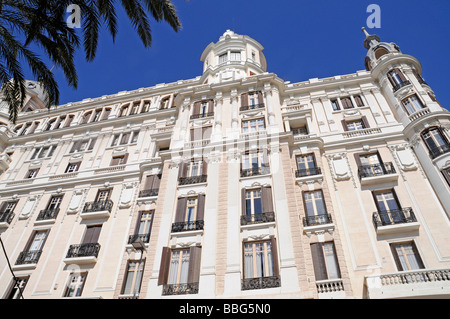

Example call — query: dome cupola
[200,30,267,83]
[362,27,401,71]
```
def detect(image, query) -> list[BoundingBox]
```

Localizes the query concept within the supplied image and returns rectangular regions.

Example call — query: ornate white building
[0,29,449,299]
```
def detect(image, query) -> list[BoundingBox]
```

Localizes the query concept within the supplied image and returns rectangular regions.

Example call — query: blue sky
[48,0,449,110]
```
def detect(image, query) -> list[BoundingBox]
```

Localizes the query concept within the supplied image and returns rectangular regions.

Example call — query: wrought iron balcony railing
[171,220,204,233]
[15,250,42,265]
[138,189,159,198]
[295,167,322,178]
[82,200,113,213]
[241,276,281,290]
[372,207,417,229]
[0,211,14,224]
[240,103,265,112]
[358,162,396,179]
[240,166,270,177]
[66,243,101,258]
[162,282,199,295]
[241,212,275,226]
[178,174,207,185]
[303,214,333,227]
[36,208,60,221]
[128,233,150,244]
[190,112,214,120]
[429,144,450,159]
[392,80,411,92]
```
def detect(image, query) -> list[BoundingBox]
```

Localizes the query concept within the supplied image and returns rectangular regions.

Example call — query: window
[70,138,97,153]
[133,210,154,243]
[95,189,111,203]
[310,242,341,281]
[230,51,241,61]
[421,127,449,157]
[65,162,80,173]
[186,160,203,177]
[243,240,276,279]
[140,175,161,196]
[30,145,56,160]
[331,99,340,111]
[110,154,128,166]
[242,151,267,171]
[219,53,227,64]
[191,100,213,119]
[343,119,367,131]
[374,47,389,59]
[92,109,102,122]
[354,95,365,107]
[303,190,327,219]
[130,102,140,115]
[296,154,319,177]
[47,195,63,211]
[141,101,151,113]
[292,126,308,136]
[190,126,212,141]
[122,260,144,295]
[160,96,170,109]
[245,189,262,217]
[357,152,386,177]
[26,168,39,179]
[20,123,31,135]
[111,131,139,146]
[173,195,205,232]
[241,186,274,225]
[241,92,264,110]
[242,118,265,133]
[64,273,87,297]
[16,230,48,265]
[340,97,354,109]
[390,242,424,271]
[373,189,400,212]
[185,197,198,224]
[119,104,129,117]
[387,68,408,87]
[1,201,17,214]
[158,246,202,295]
[6,276,29,299]
[81,111,92,124]
[442,168,450,187]
[402,95,424,115]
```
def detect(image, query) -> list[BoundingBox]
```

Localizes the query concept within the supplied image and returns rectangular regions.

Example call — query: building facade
[0,29,449,299]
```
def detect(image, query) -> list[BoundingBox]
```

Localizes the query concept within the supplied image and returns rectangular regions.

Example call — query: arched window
[374,47,389,60]
[421,127,450,158]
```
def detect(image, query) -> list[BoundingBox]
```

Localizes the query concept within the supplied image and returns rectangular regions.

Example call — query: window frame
[64,272,87,297]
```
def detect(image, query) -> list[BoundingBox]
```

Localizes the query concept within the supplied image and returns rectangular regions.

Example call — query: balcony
[316,279,345,299]
[64,243,101,265]
[80,200,113,220]
[372,208,419,235]
[178,174,207,186]
[295,167,322,178]
[392,80,411,92]
[171,220,204,233]
[429,144,450,159]
[15,250,42,266]
[128,233,150,245]
[36,208,60,224]
[240,166,270,178]
[0,211,14,229]
[241,212,275,226]
[365,268,450,299]
[190,112,214,120]
[162,282,199,296]
[303,214,334,237]
[240,103,265,112]
[241,276,281,291]
[358,162,398,186]
[138,189,159,198]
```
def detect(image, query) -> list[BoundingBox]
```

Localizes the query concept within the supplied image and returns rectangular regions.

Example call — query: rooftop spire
[362,27,380,50]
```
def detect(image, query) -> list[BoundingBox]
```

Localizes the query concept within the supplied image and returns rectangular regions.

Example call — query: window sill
[303,222,335,237]
[80,210,111,220]
[63,256,98,265]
